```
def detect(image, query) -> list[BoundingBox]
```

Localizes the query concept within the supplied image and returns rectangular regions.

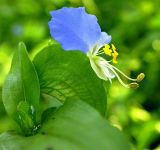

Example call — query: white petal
[89,55,115,81]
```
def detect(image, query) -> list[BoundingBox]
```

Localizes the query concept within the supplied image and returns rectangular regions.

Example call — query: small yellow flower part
[103,44,112,56]
[112,55,118,64]
[137,73,145,82]
[111,44,116,51]
[102,44,119,64]
[111,44,118,64]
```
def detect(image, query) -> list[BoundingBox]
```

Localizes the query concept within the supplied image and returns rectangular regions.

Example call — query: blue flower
[49,7,111,53]
[49,7,144,88]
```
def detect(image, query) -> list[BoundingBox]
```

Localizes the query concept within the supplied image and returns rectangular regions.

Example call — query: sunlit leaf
[33,44,107,115]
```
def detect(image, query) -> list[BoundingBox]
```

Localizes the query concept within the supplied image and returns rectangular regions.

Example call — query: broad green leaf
[2,42,40,132]
[41,107,57,124]
[0,132,26,150]
[33,44,107,115]
[0,99,131,150]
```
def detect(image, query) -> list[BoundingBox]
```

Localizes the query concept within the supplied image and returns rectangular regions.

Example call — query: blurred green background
[0,0,160,149]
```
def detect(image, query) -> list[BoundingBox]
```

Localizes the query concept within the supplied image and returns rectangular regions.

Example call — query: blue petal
[97,32,112,49]
[92,32,112,55]
[48,7,101,53]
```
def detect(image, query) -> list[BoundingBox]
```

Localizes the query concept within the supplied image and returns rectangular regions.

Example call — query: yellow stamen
[129,82,139,89]
[102,44,119,64]
[111,44,118,64]
[112,56,118,64]
[112,51,118,64]
[103,44,112,56]
[137,73,145,82]
[111,44,116,51]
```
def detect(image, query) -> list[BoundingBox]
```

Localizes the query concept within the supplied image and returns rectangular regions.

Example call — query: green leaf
[33,44,107,115]
[0,132,25,150]
[0,99,131,150]
[2,42,40,132]
[41,107,57,124]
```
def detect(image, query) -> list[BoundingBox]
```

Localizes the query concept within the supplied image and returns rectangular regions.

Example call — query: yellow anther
[111,44,116,51]
[102,44,119,64]
[112,52,118,64]
[129,82,139,89]
[137,73,145,82]
[103,44,112,56]
[111,44,118,64]
[112,56,118,64]
[111,44,118,56]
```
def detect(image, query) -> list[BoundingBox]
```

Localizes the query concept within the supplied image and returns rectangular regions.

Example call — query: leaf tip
[18,42,26,50]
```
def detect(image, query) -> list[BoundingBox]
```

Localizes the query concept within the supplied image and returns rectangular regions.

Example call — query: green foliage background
[0,0,160,149]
